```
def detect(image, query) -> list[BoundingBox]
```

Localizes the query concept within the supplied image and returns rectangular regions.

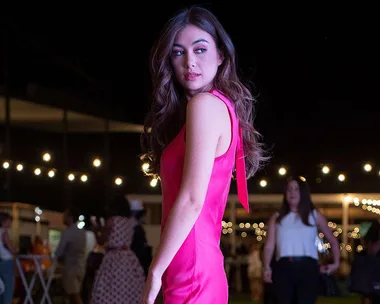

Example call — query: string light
[2,155,380,190]
[42,152,51,162]
[226,221,268,240]
[114,177,123,186]
[344,195,353,203]
[259,179,267,187]
[77,215,85,229]
[322,166,330,174]
[142,162,150,173]
[353,197,380,215]
[338,174,345,182]
[150,177,158,187]
[278,167,287,176]
[35,207,42,223]
[1,158,127,187]
[48,170,55,178]
[93,158,101,168]
[364,163,372,172]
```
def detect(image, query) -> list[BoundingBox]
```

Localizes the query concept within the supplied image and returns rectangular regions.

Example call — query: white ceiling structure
[0,96,143,133]
[0,83,143,133]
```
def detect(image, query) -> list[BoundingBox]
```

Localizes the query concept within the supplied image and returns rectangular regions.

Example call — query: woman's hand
[263,267,273,283]
[320,263,339,275]
[140,271,162,304]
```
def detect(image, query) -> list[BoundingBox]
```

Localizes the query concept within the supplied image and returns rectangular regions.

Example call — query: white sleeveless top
[275,210,319,260]
[0,228,13,260]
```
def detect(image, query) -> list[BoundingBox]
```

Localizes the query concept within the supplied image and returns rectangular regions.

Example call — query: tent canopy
[0,83,143,133]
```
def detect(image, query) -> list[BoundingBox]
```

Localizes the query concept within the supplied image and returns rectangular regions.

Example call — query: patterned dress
[90,216,145,304]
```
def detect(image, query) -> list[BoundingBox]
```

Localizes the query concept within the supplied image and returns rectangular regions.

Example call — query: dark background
[1,1,379,214]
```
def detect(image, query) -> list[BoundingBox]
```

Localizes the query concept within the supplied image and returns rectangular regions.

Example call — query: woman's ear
[218,51,224,66]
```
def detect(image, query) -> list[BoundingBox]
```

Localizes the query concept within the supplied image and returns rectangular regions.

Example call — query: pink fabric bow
[235,128,249,212]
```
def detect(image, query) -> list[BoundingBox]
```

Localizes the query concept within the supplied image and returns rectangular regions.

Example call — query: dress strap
[236,127,250,212]
[209,89,249,212]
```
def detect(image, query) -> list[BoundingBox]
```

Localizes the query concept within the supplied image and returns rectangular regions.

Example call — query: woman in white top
[263,176,340,304]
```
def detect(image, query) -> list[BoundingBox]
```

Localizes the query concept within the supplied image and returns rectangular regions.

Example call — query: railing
[15,255,57,304]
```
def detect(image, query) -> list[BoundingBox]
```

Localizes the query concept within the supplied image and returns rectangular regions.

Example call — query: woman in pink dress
[140,6,268,304]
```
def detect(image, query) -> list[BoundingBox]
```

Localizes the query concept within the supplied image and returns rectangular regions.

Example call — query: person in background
[55,207,86,304]
[129,199,152,277]
[32,235,51,269]
[363,220,380,304]
[81,217,106,304]
[90,195,145,304]
[84,222,97,262]
[0,211,16,304]
[263,176,340,304]
[247,242,263,302]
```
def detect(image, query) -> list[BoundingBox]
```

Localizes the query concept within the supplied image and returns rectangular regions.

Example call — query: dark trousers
[263,282,277,304]
[273,257,319,304]
[0,260,14,304]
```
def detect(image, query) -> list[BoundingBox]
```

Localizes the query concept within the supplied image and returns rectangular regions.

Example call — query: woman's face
[170,24,223,98]
[286,180,301,209]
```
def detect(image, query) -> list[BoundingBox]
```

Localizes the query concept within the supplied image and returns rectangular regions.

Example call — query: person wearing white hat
[129,199,145,213]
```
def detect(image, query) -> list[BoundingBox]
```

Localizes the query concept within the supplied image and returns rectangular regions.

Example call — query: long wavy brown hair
[140,6,268,178]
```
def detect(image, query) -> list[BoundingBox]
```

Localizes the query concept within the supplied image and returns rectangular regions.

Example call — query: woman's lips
[184,73,201,81]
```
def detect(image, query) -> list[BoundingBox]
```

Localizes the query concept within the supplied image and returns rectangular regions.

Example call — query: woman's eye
[172,50,184,56]
[195,48,206,54]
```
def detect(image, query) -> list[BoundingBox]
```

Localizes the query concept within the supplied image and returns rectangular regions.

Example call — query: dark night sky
[1,2,379,213]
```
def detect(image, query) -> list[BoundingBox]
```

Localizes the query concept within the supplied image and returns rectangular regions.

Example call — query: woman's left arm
[149,93,226,277]
[316,210,340,272]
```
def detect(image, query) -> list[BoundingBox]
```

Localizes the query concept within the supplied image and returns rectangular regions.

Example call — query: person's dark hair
[277,176,316,226]
[105,195,131,218]
[132,209,146,221]
[141,5,268,178]
[66,207,79,222]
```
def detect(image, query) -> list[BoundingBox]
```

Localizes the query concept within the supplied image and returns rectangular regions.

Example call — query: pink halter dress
[159,89,249,303]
